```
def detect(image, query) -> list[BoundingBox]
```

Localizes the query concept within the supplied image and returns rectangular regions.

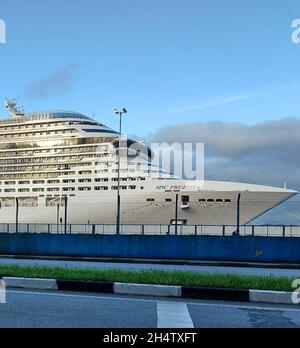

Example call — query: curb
[1,277,297,305]
[181,286,249,302]
[114,282,181,297]
[249,289,295,304]
[3,277,57,290]
[57,279,114,293]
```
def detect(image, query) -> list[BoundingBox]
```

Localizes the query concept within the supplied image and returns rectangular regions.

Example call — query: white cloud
[170,94,255,113]
[148,117,300,190]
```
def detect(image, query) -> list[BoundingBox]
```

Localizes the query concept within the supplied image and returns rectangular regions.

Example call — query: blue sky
[1,0,300,136]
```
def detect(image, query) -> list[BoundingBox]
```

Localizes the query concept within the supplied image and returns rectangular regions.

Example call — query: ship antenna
[4,98,25,118]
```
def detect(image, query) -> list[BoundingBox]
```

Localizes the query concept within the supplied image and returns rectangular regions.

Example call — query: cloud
[147,117,300,191]
[170,94,255,113]
[26,65,79,100]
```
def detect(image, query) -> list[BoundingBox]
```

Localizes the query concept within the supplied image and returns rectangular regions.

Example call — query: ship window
[216,199,223,202]
[79,179,91,183]
[95,178,108,182]
[207,199,214,202]
[111,186,127,190]
[181,195,189,203]
[199,199,206,202]
[19,181,30,185]
[95,170,108,174]
[4,181,16,185]
[225,199,231,203]
[47,188,59,192]
[78,187,91,191]
[94,186,108,190]
[63,187,75,191]
[147,198,155,202]
[63,179,75,183]
[62,171,76,176]
[33,188,44,192]
[48,180,60,184]
[79,170,92,175]
[18,188,30,192]
[170,219,187,226]
[4,189,15,192]
[33,180,45,184]
[129,185,136,190]
[165,198,172,202]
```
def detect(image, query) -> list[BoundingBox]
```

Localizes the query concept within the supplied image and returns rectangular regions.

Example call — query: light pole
[236,193,241,236]
[114,108,127,235]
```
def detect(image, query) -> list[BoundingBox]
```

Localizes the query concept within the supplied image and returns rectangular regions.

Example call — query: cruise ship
[0,99,296,226]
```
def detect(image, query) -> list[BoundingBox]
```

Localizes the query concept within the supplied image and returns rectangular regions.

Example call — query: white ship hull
[0,179,295,225]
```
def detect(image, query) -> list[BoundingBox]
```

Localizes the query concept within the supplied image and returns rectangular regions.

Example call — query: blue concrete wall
[0,233,299,263]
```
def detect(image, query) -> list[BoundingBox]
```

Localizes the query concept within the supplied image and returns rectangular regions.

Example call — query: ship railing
[0,223,299,237]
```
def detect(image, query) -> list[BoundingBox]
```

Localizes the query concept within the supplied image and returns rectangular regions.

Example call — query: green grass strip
[0,264,296,291]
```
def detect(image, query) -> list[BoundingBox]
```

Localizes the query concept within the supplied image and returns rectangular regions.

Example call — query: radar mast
[5,98,24,118]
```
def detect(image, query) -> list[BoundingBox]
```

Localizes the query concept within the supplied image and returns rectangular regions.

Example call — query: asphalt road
[0,257,300,277]
[0,289,300,328]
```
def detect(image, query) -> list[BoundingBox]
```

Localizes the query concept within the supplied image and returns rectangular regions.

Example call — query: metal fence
[1,223,300,237]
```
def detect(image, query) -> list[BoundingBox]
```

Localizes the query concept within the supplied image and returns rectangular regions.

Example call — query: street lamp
[114,108,127,235]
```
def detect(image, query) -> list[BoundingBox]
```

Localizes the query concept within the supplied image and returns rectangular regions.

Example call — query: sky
[1,0,300,199]
[1,0,300,133]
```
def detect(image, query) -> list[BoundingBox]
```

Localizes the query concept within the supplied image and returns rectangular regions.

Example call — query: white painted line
[157,301,194,328]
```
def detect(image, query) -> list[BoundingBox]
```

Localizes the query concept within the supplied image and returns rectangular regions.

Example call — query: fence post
[141,224,144,235]
[195,225,197,236]
[252,225,255,236]
[222,225,225,236]
[64,196,68,234]
[15,197,19,234]
[236,193,241,236]
[282,225,286,237]
[175,193,179,236]
[56,203,60,227]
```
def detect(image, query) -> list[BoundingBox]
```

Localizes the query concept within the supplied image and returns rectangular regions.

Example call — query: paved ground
[0,289,300,328]
[0,257,300,277]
